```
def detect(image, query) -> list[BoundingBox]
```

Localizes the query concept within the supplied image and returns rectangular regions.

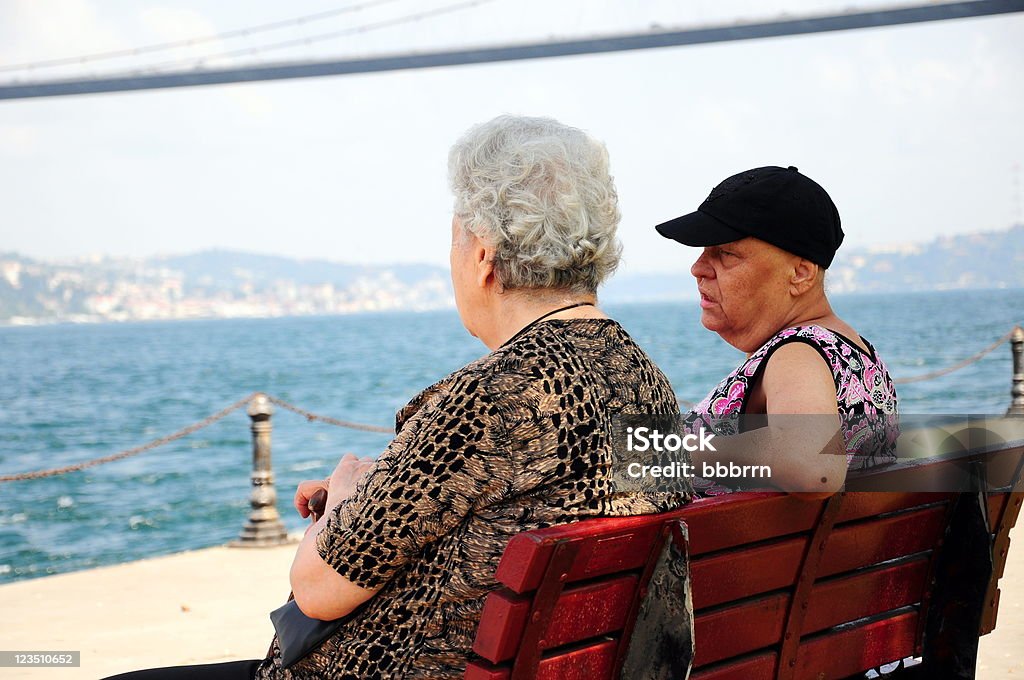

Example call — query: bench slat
[466,639,617,680]
[834,491,951,523]
[680,494,822,556]
[796,610,918,678]
[530,639,616,680]
[691,653,777,680]
[804,558,929,634]
[819,506,947,577]
[473,575,636,663]
[694,594,787,666]
[691,537,805,610]
[494,525,663,595]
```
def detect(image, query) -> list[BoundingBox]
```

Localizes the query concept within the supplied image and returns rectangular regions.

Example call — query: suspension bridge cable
[133,0,501,75]
[0,0,408,74]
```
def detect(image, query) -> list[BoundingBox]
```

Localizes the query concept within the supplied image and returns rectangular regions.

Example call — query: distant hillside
[828,224,1024,293]
[599,224,1024,301]
[1,225,1020,324]
[0,251,452,324]
[153,250,443,289]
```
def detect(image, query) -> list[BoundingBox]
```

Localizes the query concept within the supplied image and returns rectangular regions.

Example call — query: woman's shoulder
[503,318,668,378]
[395,322,589,432]
[395,353,498,432]
[492,317,679,412]
[758,324,838,350]
[752,324,883,368]
[763,324,876,354]
[761,324,899,411]
[493,317,620,369]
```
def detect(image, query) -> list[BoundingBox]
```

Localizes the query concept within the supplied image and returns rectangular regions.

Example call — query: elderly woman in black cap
[656,166,899,498]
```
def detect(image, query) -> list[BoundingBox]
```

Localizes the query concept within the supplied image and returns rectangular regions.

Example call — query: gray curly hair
[448,115,622,293]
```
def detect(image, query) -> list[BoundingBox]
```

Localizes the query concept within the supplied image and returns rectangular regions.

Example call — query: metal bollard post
[1009,326,1024,417]
[231,393,290,547]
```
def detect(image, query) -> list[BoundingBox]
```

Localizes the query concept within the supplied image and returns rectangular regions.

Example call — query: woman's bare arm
[689,342,846,497]
[290,454,379,620]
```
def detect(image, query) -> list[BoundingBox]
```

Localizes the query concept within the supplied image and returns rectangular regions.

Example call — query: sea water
[0,289,1021,583]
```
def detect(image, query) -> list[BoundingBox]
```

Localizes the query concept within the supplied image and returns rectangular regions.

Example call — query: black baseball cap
[655,166,844,268]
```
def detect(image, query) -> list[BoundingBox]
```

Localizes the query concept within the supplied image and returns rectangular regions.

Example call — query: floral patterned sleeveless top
[683,325,900,497]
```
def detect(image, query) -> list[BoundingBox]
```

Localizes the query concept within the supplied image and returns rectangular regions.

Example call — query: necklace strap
[501,301,595,348]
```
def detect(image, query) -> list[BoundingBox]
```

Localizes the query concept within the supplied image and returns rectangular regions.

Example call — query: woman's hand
[294,479,330,519]
[325,453,376,508]
[293,453,376,521]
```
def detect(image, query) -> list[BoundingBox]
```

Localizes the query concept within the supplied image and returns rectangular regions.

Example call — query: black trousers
[101,659,261,679]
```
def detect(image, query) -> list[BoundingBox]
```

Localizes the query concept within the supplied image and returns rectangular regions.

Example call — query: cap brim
[655,209,746,246]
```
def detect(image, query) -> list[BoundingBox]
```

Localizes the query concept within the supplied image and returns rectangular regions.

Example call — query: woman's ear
[476,242,496,290]
[790,258,820,296]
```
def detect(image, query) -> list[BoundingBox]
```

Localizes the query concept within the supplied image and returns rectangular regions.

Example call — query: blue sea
[1,289,1022,584]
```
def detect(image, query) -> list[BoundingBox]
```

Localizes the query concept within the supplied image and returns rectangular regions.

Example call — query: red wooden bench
[465,442,1024,680]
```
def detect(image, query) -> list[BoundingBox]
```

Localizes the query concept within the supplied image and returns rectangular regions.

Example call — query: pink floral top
[684,325,899,497]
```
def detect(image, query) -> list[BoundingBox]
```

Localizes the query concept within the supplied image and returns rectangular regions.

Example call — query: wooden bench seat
[465,441,1023,680]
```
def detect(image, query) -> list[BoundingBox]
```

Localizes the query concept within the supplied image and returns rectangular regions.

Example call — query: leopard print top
[254,318,691,679]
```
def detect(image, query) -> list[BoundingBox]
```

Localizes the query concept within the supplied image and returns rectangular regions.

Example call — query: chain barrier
[892,327,1016,385]
[0,393,257,483]
[0,393,394,484]
[0,327,1017,483]
[265,395,393,433]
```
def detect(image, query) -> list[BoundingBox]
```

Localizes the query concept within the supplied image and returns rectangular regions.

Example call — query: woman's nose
[691,251,713,280]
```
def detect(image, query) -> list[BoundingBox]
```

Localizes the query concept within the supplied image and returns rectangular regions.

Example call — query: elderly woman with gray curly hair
[102,115,690,680]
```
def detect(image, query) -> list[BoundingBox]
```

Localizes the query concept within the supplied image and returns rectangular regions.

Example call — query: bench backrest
[465,446,1023,680]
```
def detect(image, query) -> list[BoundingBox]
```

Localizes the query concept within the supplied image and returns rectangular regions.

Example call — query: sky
[0,0,1022,276]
